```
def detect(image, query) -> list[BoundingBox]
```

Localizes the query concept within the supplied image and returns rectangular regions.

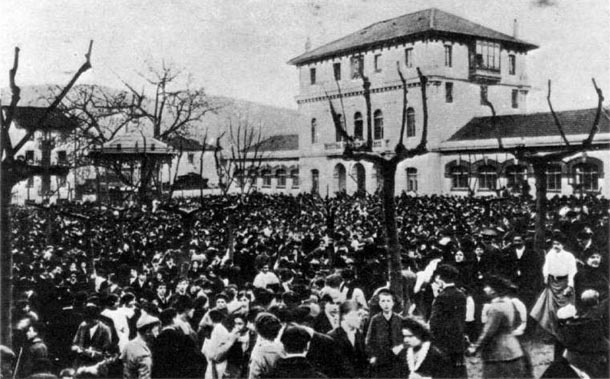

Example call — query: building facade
[287,8,610,198]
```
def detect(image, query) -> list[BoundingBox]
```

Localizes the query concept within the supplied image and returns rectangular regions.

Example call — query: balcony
[373,139,391,149]
[324,141,345,151]
[469,66,501,83]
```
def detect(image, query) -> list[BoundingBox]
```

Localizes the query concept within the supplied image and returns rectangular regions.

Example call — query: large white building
[282,8,609,197]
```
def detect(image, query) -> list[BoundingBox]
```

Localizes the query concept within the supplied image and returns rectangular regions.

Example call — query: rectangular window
[444,45,452,67]
[262,171,272,187]
[445,82,453,103]
[350,56,364,79]
[475,41,501,71]
[511,90,519,108]
[187,153,195,164]
[374,54,382,72]
[277,171,286,188]
[546,165,562,191]
[333,62,341,81]
[509,54,516,75]
[26,176,34,188]
[291,171,299,188]
[480,85,488,105]
[310,68,316,85]
[406,168,418,192]
[25,150,34,162]
[405,48,413,68]
[57,150,67,164]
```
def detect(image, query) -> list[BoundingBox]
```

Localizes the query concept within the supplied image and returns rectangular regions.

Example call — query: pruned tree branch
[12,40,94,155]
[397,62,408,149]
[547,80,570,146]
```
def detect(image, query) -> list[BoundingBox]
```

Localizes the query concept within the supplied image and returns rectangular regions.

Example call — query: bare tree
[484,79,604,253]
[213,114,265,197]
[326,63,429,308]
[0,41,93,345]
[124,63,219,140]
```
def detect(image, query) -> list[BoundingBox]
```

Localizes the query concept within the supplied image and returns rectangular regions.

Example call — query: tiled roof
[2,106,77,132]
[289,8,537,65]
[447,108,610,142]
[92,132,173,155]
[166,135,214,151]
[251,134,299,152]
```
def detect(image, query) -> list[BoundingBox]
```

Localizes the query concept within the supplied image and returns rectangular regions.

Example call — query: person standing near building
[121,313,160,379]
[499,235,543,310]
[328,300,368,378]
[530,233,577,344]
[365,289,402,378]
[263,325,326,379]
[429,264,467,378]
[20,322,49,378]
[467,275,531,379]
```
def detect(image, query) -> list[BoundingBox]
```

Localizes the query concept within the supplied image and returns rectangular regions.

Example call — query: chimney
[513,19,518,39]
[305,37,311,52]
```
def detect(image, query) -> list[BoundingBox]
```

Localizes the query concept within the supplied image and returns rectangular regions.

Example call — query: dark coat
[364,312,402,377]
[307,331,343,379]
[429,285,466,355]
[328,327,368,378]
[399,343,452,379]
[312,313,335,334]
[152,326,204,378]
[574,266,608,310]
[471,254,497,288]
[500,246,543,308]
[263,356,327,379]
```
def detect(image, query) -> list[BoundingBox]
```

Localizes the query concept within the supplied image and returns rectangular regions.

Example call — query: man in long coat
[429,264,467,378]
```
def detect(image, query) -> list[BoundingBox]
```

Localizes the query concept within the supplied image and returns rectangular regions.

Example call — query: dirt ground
[466,339,554,379]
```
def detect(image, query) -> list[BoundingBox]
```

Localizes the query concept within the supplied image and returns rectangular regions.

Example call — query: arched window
[354,112,363,140]
[478,165,497,190]
[505,165,527,191]
[450,166,469,189]
[335,114,344,142]
[573,163,599,191]
[373,110,383,140]
[262,169,272,187]
[334,164,346,193]
[311,169,319,194]
[546,164,562,191]
[291,169,299,188]
[276,169,287,188]
[352,163,366,193]
[406,108,416,137]
[311,118,318,144]
[406,167,418,192]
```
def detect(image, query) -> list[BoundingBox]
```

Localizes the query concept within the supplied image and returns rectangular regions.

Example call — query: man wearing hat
[264,325,326,378]
[121,313,160,379]
[71,305,113,367]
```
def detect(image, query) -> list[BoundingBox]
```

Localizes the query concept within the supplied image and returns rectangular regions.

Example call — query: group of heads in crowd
[5,192,609,377]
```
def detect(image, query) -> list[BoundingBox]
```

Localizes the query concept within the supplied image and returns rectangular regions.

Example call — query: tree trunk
[40,134,53,198]
[533,162,548,256]
[380,162,404,309]
[0,170,14,346]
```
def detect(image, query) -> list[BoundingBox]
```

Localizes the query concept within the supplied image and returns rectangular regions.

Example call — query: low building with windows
[4,106,77,204]
[229,134,301,195]
[286,7,610,198]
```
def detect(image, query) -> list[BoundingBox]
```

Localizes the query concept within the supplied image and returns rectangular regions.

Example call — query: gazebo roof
[89,132,175,160]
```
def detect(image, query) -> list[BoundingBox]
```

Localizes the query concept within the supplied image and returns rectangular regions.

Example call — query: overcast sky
[1,0,608,112]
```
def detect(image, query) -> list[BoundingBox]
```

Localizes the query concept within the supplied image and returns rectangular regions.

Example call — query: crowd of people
[2,192,608,379]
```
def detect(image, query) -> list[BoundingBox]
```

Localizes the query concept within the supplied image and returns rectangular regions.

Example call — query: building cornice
[296,75,531,105]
